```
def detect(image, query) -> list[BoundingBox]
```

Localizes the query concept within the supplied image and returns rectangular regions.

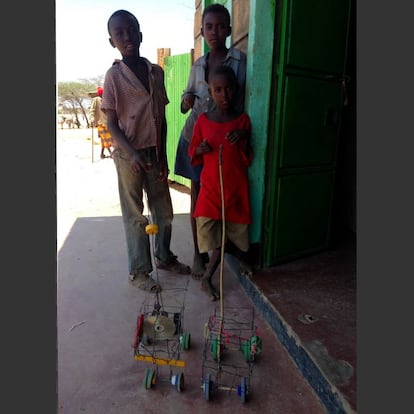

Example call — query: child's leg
[200,247,221,301]
[226,241,254,277]
[190,180,209,279]
[101,126,112,157]
[99,136,106,158]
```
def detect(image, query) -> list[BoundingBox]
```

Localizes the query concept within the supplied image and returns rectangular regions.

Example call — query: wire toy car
[201,145,263,403]
[132,216,191,392]
[202,305,262,403]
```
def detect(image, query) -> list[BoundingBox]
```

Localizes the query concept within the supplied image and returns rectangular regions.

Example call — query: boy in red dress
[189,65,253,301]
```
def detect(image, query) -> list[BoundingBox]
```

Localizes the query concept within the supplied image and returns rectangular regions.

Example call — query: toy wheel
[176,372,184,392]
[238,377,248,403]
[203,373,212,401]
[173,312,182,334]
[242,336,263,362]
[133,314,144,349]
[211,337,223,361]
[203,322,210,339]
[143,368,156,389]
[171,372,185,392]
[181,332,191,350]
[241,340,252,362]
[251,335,263,359]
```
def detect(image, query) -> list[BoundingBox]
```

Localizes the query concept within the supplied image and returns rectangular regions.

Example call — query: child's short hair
[208,65,238,91]
[107,9,140,34]
[202,4,231,26]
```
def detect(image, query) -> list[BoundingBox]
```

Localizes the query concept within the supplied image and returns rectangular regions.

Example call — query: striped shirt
[101,58,169,153]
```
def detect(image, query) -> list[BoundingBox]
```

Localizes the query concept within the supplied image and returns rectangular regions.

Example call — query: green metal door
[262,0,352,265]
[164,52,192,188]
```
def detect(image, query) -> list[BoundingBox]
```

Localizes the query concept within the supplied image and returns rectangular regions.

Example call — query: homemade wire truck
[201,145,263,403]
[132,213,190,392]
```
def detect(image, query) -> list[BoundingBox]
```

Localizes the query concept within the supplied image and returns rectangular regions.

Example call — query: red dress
[189,112,253,224]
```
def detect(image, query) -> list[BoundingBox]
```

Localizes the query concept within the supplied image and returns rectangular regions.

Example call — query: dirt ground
[56,126,191,252]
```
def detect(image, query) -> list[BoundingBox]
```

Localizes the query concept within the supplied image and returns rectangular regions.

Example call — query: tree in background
[58,77,104,128]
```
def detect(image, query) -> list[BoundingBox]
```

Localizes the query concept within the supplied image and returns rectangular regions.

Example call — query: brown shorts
[196,217,249,253]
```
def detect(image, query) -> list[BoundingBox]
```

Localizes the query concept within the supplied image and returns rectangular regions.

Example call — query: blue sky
[56,0,195,82]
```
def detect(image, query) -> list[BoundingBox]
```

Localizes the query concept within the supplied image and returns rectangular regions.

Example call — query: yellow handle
[145,224,158,235]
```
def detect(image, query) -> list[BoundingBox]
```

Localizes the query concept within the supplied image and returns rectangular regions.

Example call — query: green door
[262,0,352,265]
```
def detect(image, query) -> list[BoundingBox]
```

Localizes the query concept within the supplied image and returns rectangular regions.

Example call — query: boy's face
[201,12,231,50]
[209,74,235,112]
[108,13,142,58]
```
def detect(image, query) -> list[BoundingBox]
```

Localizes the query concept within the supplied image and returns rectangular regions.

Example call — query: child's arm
[180,62,199,113]
[106,110,151,173]
[226,113,252,158]
[181,93,196,113]
[194,139,212,157]
[188,118,212,164]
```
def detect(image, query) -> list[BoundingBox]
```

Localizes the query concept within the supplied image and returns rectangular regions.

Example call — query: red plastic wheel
[133,314,144,349]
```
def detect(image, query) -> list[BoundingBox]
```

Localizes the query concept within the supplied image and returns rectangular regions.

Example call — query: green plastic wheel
[242,336,263,362]
[143,368,156,389]
[241,340,251,362]
[181,332,191,350]
[211,337,223,361]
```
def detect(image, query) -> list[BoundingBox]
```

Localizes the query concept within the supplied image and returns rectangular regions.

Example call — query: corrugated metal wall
[164,52,192,188]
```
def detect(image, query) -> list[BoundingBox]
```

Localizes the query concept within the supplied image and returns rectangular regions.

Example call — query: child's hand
[129,151,152,173]
[225,129,249,144]
[156,163,169,182]
[227,129,251,154]
[182,93,196,110]
[195,139,212,156]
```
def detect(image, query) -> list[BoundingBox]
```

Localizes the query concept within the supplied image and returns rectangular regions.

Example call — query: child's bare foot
[191,252,209,280]
[201,279,220,301]
[239,260,254,277]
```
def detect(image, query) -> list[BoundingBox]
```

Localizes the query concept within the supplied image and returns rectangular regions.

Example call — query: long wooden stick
[218,144,225,362]
[91,126,94,163]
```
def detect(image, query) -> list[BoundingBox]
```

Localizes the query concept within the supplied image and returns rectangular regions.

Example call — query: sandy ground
[56,126,191,252]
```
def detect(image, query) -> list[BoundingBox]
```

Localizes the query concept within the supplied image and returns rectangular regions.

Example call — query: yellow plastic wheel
[145,224,158,235]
